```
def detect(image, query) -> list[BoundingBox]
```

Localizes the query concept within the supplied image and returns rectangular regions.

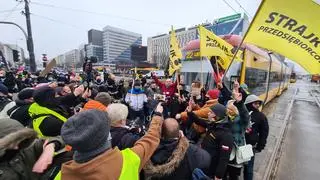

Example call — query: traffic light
[42,54,47,68]
[12,50,20,62]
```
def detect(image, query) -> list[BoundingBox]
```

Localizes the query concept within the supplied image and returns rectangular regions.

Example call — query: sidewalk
[253,85,296,180]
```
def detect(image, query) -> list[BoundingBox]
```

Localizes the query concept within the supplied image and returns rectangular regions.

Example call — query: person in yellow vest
[29,85,84,137]
[60,104,164,180]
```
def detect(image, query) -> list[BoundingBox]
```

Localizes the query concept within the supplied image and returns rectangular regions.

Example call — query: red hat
[207,89,220,99]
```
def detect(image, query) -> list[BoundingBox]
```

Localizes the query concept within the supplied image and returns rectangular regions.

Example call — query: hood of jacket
[144,137,189,178]
[0,118,37,157]
[128,88,145,94]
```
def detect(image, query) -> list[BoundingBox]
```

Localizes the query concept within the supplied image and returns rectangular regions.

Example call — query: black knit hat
[33,86,57,107]
[210,103,227,119]
[61,109,111,163]
[18,88,35,100]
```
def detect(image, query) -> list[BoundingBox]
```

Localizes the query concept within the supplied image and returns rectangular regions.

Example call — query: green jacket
[0,127,65,180]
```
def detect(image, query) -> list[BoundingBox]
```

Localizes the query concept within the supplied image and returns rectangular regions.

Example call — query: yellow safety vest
[28,103,67,138]
[119,148,141,180]
[56,149,140,180]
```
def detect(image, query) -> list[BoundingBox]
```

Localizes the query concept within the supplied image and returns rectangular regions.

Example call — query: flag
[244,0,320,74]
[199,26,242,70]
[169,26,182,76]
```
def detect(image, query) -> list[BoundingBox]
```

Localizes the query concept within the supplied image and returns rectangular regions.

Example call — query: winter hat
[33,86,58,108]
[134,80,141,87]
[210,103,227,119]
[244,94,263,105]
[18,88,35,100]
[95,92,112,107]
[61,109,111,163]
[0,83,9,95]
[207,89,220,99]
[0,118,37,157]
[83,100,107,111]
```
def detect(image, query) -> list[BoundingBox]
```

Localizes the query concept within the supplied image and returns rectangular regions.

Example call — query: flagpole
[222,0,266,83]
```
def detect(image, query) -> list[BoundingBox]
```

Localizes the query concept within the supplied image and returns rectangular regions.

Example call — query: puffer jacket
[0,118,65,180]
[144,137,211,180]
[125,88,147,111]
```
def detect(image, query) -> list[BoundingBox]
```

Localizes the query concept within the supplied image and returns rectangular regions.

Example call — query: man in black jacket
[187,103,234,180]
[8,88,34,126]
[243,94,269,180]
[144,118,211,180]
[107,103,141,150]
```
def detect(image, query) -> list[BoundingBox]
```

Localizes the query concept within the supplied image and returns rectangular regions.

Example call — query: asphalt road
[275,81,320,180]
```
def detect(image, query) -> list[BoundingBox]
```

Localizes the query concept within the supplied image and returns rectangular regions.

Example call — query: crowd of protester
[0,67,269,180]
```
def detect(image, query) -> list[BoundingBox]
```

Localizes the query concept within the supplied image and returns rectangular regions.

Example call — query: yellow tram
[180,37,291,106]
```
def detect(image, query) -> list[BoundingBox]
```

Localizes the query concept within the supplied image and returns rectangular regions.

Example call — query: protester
[0,83,15,119]
[0,118,65,179]
[29,85,84,137]
[94,92,112,107]
[224,93,249,180]
[151,73,177,100]
[108,103,141,150]
[243,95,269,180]
[60,104,164,180]
[8,88,34,126]
[144,118,211,180]
[125,80,148,123]
[187,103,234,179]
[176,89,220,136]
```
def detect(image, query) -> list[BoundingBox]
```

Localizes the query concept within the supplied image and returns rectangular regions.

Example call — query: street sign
[216,13,241,23]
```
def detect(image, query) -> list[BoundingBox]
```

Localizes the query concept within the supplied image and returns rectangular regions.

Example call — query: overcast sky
[0,0,307,73]
[0,0,261,59]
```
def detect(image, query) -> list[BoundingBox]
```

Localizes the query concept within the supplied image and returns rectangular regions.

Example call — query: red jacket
[152,75,177,99]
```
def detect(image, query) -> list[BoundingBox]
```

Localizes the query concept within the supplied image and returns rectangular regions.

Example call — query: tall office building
[86,44,104,62]
[131,45,147,63]
[88,29,103,46]
[102,25,142,62]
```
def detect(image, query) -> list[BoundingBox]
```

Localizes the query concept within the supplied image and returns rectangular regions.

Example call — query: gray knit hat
[61,109,111,163]
[210,103,227,119]
[94,92,112,107]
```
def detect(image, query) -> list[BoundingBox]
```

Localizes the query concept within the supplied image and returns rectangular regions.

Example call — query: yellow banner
[245,0,320,74]
[169,26,182,76]
[199,26,242,70]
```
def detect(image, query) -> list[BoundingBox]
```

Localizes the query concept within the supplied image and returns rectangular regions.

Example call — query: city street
[253,80,320,180]
[275,81,320,180]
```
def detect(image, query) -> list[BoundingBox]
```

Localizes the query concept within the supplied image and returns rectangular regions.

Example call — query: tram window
[245,68,267,96]
[223,61,242,90]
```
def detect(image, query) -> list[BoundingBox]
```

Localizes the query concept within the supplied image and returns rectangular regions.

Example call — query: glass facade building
[87,44,104,62]
[103,26,142,62]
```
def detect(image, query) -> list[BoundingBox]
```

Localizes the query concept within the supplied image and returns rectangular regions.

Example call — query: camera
[154,94,166,102]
